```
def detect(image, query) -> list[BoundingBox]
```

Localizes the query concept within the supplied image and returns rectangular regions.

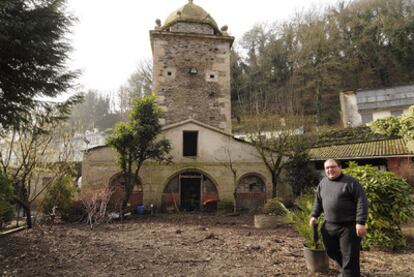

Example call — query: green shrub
[0,173,14,228]
[370,105,414,141]
[370,115,401,137]
[286,154,320,196]
[282,193,324,249]
[343,162,414,250]
[42,174,75,220]
[262,197,286,215]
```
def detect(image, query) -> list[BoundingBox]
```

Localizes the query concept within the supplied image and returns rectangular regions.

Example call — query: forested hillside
[69,0,414,131]
[231,0,414,126]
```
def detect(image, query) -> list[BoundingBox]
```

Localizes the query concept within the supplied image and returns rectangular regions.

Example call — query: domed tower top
[150,0,234,133]
[161,0,222,35]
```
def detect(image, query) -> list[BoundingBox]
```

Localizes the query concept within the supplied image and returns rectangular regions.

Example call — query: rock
[205,233,217,239]
[249,245,261,251]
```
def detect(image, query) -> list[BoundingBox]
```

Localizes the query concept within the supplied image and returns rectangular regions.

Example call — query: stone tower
[150,0,234,133]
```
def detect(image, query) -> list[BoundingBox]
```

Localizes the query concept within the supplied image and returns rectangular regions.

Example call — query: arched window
[162,171,219,212]
[236,174,266,211]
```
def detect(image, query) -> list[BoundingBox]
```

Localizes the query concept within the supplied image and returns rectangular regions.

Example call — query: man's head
[324,159,342,180]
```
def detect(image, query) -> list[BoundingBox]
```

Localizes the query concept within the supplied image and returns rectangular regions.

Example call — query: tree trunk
[21,186,32,228]
[233,174,238,213]
[25,205,33,229]
[120,160,133,220]
[13,195,32,228]
[271,172,278,198]
[315,80,321,126]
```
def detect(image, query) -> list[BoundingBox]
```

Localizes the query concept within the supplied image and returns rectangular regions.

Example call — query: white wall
[372,110,392,121]
[161,122,261,163]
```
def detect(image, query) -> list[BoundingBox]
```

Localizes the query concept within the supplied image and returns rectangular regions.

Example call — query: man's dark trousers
[322,221,361,277]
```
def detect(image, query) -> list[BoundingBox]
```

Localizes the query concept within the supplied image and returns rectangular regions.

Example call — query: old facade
[82,1,283,211]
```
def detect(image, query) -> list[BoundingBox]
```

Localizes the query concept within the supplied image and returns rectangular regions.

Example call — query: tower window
[183,131,198,157]
[206,71,218,82]
[164,68,176,79]
[189,68,198,75]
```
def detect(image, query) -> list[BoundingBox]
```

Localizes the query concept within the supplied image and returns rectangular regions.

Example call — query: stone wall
[387,157,414,186]
[169,22,214,35]
[340,92,362,127]
[151,31,233,133]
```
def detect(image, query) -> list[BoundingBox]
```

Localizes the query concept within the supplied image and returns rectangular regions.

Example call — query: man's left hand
[356,224,367,237]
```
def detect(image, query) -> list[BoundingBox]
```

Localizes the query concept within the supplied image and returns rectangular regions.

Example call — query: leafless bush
[80,187,114,229]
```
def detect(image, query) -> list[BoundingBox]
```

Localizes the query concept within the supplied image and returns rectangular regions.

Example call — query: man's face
[324,160,342,180]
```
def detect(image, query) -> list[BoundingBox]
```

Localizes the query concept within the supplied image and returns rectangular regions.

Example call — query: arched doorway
[236,174,266,211]
[108,173,143,211]
[162,171,219,212]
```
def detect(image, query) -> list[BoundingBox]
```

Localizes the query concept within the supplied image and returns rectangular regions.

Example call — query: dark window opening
[210,74,215,79]
[249,183,258,191]
[183,131,198,156]
[167,71,172,76]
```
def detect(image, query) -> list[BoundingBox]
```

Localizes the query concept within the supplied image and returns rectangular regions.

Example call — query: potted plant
[282,193,329,273]
[254,197,286,229]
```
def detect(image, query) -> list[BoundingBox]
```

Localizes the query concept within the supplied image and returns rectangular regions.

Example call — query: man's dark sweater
[311,174,368,225]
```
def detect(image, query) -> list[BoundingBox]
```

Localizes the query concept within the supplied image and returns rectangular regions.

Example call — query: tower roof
[162,0,221,34]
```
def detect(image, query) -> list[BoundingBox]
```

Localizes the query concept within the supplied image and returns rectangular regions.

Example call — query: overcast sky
[67,0,340,95]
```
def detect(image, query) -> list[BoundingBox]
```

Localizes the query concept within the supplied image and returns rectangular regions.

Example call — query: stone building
[340,84,414,127]
[82,1,283,212]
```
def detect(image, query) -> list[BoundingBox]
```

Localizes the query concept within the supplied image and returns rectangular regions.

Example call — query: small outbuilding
[310,127,414,186]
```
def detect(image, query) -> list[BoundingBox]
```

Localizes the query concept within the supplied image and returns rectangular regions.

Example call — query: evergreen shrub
[282,193,324,249]
[262,197,286,215]
[42,174,75,221]
[343,162,414,250]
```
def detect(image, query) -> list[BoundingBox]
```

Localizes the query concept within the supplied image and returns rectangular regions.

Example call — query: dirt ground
[1,214,413,277]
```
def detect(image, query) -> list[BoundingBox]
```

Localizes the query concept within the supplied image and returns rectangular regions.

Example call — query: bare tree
[81,186,114,229]
[0,101,81,228]
[216,139,239,213]
[116,59,153,121]
[249,116,313,198]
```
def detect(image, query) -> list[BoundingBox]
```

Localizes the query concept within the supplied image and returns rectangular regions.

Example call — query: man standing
[310,159,368,277]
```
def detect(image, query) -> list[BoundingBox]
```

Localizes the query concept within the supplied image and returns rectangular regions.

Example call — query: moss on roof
[314,126,397,147]
[310,138,413,160]
[310,126,413,160]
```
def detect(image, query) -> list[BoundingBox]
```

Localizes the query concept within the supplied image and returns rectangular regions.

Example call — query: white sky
[67,0,340,95]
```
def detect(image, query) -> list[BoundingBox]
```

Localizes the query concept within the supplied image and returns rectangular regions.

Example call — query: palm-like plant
[282,193,324,249]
